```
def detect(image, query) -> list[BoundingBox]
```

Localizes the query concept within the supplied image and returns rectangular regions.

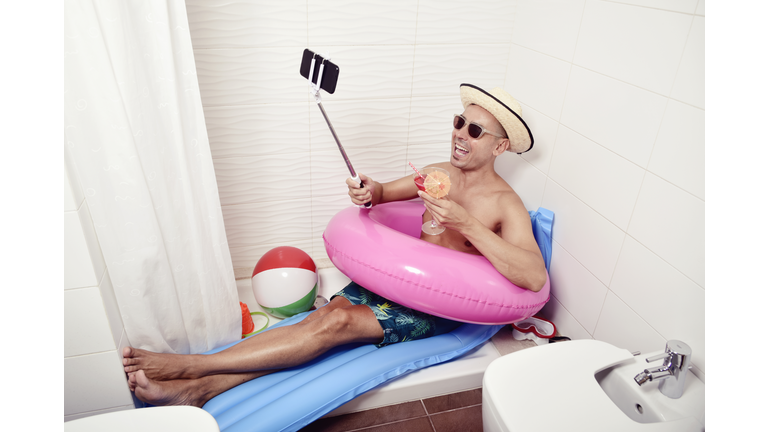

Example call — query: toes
[135,370,150,388]
[122,346,134,358]
[127,373,137,391]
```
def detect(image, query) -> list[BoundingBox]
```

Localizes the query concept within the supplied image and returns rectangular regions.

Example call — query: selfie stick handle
[308,54,371,209]
[315,102,371,208]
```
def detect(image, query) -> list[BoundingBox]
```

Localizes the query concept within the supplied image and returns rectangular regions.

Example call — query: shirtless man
[122,83,547,407]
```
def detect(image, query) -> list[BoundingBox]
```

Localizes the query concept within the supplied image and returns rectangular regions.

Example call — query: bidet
[483,339,704,431]
[633,340,691,399]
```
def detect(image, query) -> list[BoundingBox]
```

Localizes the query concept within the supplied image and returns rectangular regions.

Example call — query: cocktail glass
[413,167,451,235]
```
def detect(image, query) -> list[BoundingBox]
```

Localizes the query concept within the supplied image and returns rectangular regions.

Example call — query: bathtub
[235,265,502,417]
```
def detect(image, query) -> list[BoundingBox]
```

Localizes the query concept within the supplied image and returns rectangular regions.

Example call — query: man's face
[451,104,507,169]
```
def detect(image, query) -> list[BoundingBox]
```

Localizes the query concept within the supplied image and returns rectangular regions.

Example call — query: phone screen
[299,49,339,94]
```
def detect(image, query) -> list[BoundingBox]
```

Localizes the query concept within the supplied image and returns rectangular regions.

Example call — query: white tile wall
[186,0,308,48]
[415,0,516,45]
[312,45,416,101]
[560,66,668,167]
[222,199,313,248]
[413,44,510,98]
[516,103,558,174]
[671,16,705,109]
[185,0,705,379]
[309,98,412,152]
[573,0,692,96]
[541,180,625,286]
[195,48,310,106]
[64,351,134,415]
[205,103,311,158]
[539,294,593,341]
[512,0,585,62]
[407,96,462,147]
[495,155,547,211]
[311,194,357,260]
[64,199,105,290]
[592,291,667,354]
[549,126,645,230]
[628,173,704,287]
[309,0,418,46]
[505,44,572,120]
[65,157,134,419]
[647,99,705,199]
[214,154,314,206]
[608,0,699,14]
[549,241,608,334]
[64,285,116,357]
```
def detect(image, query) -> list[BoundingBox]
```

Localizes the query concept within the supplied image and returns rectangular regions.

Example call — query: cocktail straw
[408,162,425,179]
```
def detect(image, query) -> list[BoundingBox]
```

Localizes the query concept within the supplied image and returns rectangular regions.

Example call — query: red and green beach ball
[251,246,318,319]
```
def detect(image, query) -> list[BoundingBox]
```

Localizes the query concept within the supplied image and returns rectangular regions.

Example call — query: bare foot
[130,370,205,408]
[122,346,202,380]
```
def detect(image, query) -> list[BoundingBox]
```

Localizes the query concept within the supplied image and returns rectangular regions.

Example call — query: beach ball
[251,246,318,319]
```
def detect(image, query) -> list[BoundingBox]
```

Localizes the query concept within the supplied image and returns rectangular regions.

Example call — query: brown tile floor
[300,388,484,432]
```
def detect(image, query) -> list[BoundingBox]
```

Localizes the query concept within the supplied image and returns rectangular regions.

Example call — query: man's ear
[493,138,510,156]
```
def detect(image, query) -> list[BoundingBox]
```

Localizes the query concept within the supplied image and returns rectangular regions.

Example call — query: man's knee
[300,296,351,324]
[317,306,382,342]
[321,306,364,330]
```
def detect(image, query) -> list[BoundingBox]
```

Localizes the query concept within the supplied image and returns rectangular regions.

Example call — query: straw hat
[459,83,534,154]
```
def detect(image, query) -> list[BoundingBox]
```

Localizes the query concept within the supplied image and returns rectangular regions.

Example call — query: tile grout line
[341,414,433,432]
[429,402,483,416]
[425,402,484,432]
[422,399,438,432]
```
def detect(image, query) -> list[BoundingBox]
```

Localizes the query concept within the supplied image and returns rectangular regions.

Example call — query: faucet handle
[645,352,669,363]
[645,340,692,363]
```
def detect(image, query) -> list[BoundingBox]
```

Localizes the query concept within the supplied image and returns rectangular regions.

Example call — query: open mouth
[454,142,469,158]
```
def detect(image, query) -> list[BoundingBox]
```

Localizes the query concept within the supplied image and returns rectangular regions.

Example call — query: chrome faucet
[633,340,691,399]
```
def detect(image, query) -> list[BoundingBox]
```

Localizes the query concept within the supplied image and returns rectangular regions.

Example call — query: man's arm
[419,191,548,292]
[347,173,419,207]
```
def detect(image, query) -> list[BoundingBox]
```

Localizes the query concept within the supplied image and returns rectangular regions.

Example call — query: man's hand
[347,173,375,206]
[418,191,472,232]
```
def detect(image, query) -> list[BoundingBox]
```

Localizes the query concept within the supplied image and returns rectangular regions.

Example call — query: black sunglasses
[453,114,506,139]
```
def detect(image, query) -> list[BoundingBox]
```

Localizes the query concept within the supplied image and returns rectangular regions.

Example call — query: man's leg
[123,297,383,381]
[128,369,272,408]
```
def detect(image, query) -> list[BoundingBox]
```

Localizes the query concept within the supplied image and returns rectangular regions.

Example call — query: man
[123,83,547,407]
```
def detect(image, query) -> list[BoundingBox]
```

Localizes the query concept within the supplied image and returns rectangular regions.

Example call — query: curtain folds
[64,0,240,354]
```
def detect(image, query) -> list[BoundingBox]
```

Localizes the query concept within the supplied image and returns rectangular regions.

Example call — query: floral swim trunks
[332,281,463,348]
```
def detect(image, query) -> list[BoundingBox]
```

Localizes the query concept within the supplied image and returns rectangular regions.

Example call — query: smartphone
[299,49,339,94]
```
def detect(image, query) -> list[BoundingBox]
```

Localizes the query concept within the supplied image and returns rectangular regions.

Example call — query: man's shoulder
[489,178,520,201]
[492,184,530,220]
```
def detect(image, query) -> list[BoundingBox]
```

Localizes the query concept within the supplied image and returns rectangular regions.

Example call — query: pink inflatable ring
[322,201,550,325]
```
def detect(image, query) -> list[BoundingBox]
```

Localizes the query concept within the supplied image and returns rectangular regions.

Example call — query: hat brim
[460,84,534,153]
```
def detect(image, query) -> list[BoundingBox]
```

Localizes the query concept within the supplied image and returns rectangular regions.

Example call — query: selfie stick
[307,54,372,209]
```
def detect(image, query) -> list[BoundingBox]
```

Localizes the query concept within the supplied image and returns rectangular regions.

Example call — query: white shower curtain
[64,0,240,354]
